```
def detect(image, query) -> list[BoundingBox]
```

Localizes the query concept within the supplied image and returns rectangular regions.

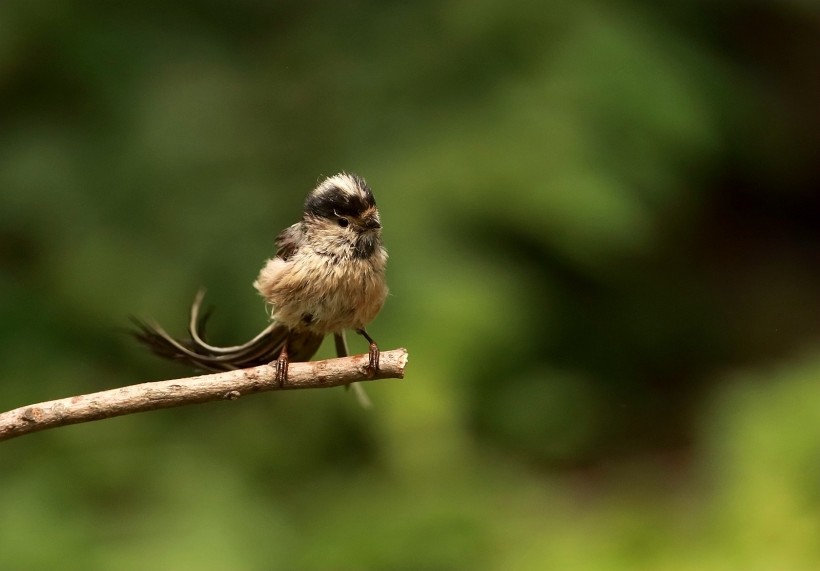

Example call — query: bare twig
[0,348,408,442]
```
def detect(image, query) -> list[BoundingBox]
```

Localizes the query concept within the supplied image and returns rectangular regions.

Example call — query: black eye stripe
[303,174,376,220]
[304,183,375,220]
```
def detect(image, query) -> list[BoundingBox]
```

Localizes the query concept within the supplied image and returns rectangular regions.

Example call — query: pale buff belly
[262,254,387,334]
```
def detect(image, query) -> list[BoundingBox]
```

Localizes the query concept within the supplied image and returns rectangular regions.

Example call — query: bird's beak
[362,213,381,231]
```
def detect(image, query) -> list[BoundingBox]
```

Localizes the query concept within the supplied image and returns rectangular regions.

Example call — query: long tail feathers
[131,289,323,372]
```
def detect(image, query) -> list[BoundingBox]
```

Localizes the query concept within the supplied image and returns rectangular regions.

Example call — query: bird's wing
[254,222,304,299]
[274,222,305,261]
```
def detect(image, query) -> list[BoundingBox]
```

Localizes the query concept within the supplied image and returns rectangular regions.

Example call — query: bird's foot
[273,344,289,387]
[366,342,380,378]
[355,328,379,378]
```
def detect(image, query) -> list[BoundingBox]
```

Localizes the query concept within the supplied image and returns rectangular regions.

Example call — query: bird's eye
[337,217,349,228]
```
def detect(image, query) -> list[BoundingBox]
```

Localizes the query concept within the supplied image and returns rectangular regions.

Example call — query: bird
[132,173,389,394]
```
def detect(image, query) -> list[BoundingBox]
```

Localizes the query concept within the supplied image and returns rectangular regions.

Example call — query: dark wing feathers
[274,222,304,261]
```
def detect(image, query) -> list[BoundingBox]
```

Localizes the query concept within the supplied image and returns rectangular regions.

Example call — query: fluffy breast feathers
[254,245,388,334]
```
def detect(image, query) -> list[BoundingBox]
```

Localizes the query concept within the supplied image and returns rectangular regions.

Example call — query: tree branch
[0,348,408,442]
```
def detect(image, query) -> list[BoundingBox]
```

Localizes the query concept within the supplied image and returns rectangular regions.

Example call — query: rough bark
[0,348,408,442]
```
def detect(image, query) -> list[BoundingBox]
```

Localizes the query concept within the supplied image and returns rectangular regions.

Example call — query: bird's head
[303,173,383,258]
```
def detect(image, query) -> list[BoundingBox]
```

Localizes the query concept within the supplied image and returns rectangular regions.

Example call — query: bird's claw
[366,342,380,378]
[274,353,289,387]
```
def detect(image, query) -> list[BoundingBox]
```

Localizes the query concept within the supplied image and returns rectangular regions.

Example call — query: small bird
[132,173,389,391]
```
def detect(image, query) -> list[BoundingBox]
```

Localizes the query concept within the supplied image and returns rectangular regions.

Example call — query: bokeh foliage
[2,1,820,569]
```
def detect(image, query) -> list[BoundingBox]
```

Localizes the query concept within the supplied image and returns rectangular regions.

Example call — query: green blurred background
[2,1,820,569]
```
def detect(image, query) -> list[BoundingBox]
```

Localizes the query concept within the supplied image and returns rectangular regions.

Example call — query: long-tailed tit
[133,173,388,387]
